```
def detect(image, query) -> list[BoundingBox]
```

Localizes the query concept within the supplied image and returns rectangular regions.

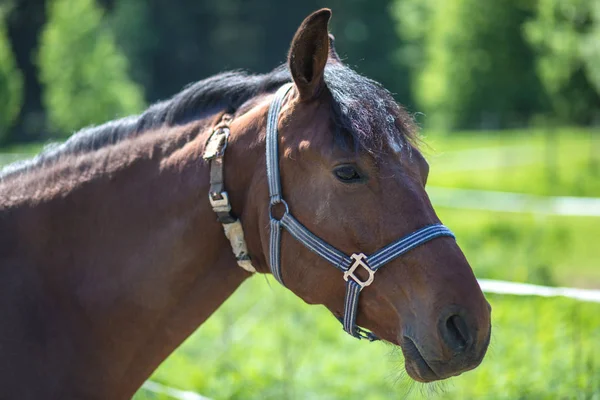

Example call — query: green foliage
[5,0,600,138]
[426,128,600,197]
[582,2,600,95]
[38,0,145,136]
[0,9,23,143]
[133,278,600,400]
[325,0,412,106]
[525,0,600,124]
[391,0,436,81]
[395,0,545,130]
[105,0,154,90]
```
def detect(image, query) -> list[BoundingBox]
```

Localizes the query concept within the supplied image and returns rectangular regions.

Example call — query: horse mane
[0,62,417,180]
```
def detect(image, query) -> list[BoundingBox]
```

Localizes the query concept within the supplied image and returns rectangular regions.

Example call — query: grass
[133,277,600,400]
[437,208,600,288]
[2,127,599,399]
[425,128,600,197]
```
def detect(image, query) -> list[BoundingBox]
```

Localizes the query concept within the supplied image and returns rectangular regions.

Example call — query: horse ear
[288,9,331,101]
[328,33,342,63]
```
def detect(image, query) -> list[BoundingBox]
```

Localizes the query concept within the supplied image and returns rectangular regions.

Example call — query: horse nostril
[444,314,470,352]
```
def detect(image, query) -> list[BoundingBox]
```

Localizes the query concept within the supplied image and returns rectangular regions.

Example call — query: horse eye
[334,165,363,183]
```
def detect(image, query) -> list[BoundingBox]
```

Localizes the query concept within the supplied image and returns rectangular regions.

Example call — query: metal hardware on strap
[204,126,231,217]
[343,253,375,289]
[268,199,290,221]
[209,191,231,212]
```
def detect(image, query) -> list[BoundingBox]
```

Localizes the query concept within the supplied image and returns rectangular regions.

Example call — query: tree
[5,0,47,143]
[394,0,547,130]
[525,0,600,124]
[324,0,412,107]
[38,0,145,136]
[0,6,24,143]
[581,2,600,97]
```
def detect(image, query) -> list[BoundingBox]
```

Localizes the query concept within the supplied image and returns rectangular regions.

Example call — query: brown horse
[0,9,490,399]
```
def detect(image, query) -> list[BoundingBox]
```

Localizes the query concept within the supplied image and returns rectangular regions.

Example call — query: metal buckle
[268,199,290,221]
[343,253,375,289]
[209,191,231,212]
[203,128,230,160]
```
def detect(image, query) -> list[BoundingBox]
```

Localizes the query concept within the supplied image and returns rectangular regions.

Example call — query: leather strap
[203,115,256,273]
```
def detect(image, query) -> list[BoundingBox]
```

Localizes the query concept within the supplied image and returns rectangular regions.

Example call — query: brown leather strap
[203,114,236,224]
[202,114,256,272]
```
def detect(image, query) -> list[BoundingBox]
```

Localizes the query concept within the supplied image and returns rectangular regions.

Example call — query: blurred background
[1,0,599,398]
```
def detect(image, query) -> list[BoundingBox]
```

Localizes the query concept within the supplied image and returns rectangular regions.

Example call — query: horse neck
[0,114,267,397]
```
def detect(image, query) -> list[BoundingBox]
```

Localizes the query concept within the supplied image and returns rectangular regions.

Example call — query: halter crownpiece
[265,83,456,340]
[206,83,456,341]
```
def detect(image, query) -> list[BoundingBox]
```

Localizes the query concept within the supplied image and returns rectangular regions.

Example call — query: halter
[206,82,456,341]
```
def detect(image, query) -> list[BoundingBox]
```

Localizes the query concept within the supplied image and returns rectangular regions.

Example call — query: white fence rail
[428,186,600,217]
[478,279,600,303]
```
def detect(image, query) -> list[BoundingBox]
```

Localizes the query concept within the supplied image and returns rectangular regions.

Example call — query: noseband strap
[265,83,456,340]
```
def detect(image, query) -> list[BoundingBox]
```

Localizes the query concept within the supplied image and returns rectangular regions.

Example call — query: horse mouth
[401,337,440,382]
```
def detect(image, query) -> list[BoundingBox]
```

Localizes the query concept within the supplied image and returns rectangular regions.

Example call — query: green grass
[425,128,600,197]
[437,208,600,288]
[133,278,600,400]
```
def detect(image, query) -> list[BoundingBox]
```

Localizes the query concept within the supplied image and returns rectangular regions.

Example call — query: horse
[0,9,491,399]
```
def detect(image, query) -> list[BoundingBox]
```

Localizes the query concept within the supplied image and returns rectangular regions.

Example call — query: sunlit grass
[425,128,600,197]
[134,278,600,400]
[437,208,600,288]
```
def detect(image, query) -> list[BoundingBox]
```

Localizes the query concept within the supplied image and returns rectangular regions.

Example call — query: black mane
[1,63,416,179]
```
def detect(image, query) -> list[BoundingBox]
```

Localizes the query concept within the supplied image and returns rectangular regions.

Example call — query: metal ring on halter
[268,199,290,221]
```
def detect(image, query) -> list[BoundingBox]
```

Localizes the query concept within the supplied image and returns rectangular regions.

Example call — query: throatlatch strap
[204,115,256,273]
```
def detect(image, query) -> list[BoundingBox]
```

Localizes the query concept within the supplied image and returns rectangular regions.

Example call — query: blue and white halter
[206,82,456,341]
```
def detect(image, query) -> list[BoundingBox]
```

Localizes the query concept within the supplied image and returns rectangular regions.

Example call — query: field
[2,128,599,399]
[133,281,600,400]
